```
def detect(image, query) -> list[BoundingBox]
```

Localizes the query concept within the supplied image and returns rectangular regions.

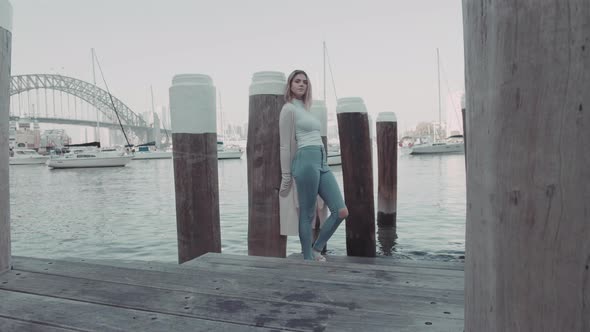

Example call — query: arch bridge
[9,74,170,144]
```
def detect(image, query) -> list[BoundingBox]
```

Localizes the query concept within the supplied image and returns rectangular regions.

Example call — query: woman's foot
[312,249,326,262]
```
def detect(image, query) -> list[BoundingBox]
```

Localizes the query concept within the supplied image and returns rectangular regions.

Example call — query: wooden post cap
[0,0,12,32]
[336,97,367,114]
[376,112,397,122]
[249,71,286,96]
[169,74,216,134]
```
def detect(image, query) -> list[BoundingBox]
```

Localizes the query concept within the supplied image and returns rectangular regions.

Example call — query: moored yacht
[9,148,49,165]
[217,141,243,160]
[46,143,133,169]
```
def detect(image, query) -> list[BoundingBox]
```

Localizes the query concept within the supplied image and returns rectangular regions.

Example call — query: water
[9,150,466,263]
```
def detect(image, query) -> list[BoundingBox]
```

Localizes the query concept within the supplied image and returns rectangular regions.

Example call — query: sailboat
[47,49,133,169]
[410,49,464,155]
[321,41,342,166]
[132,86,172,160]
[217,90,243,160]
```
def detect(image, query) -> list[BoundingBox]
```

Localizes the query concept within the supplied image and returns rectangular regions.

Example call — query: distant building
[14,118,41,149]
[40,129,72,152]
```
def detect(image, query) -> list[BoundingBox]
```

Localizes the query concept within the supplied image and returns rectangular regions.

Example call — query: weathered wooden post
[463,1,589,330]
[461,93,467,169]
[310,100,328,250]
[337,97,376,257]
[0,0,12,274]
[247,71,286,257]
[169,74,221,264]
[376,112,397,228]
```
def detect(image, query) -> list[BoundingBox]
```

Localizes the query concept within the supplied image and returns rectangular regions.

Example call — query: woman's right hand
[279,173,292,197]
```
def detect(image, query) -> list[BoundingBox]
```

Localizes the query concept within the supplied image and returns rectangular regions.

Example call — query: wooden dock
[0,253,464,331]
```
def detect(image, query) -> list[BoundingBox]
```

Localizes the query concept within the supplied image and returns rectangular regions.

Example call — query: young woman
[279,69,348,261]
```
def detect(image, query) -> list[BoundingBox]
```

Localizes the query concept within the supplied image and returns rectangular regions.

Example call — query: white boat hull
[410,143,464,155]
[47,156,134,169]
[327,154,341,166]
[9,156,49,165]
[132,151,172,160]
[218,150,243,160]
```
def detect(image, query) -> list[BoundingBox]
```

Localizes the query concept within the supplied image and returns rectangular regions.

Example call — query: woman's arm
[279,104,294,196]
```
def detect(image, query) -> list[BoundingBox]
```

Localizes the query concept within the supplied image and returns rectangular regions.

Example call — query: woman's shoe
[312,249,326,262]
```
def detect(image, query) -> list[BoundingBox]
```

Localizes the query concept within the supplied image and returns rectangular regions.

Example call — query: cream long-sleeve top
[278,99,328,236]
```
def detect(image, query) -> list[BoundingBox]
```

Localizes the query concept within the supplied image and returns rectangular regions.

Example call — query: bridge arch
[9,74,149,139]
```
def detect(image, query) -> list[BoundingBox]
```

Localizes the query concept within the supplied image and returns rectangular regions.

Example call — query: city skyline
[10,0,465,142]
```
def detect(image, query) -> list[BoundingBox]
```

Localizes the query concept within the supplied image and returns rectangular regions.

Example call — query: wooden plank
[0,270,446,331]
[0,316,77,332]
[191,254,464,292]
[285,253,465,271]
[12,257,464,319]
[14,255,463,297]
[0,290,269,332]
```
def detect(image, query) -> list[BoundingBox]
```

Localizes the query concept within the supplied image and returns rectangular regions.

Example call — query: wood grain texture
[0,28,11,274]
[376,121,398,227]
[246,94,286,257]
[463,1,590,330]
[4,255,465,331]
[172,132,221,263]
[337,112,376,257]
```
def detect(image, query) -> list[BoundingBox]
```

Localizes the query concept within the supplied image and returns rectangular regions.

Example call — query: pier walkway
[0,253,464,331]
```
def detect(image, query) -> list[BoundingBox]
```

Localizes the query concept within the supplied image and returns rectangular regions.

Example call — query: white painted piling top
[172,74,213,87]
[249,71,286,96]
[461,93,466,109]
[376,112,397,122]
[0,0,13,32]
[169,73,216,134]
[336,97,367,114]
[310,100,328,136]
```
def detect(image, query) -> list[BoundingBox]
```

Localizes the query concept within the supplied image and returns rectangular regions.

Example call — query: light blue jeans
[292,145,346,260]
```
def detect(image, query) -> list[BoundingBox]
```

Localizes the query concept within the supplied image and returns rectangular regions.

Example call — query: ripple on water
[10,153,466,262]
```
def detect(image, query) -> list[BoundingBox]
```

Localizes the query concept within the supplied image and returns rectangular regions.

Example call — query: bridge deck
[0,253,464,331]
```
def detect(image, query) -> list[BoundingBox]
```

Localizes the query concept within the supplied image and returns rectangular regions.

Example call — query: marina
[2,0,588,331]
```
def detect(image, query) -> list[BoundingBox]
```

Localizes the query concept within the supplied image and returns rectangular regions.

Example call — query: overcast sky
[10,0,465,135]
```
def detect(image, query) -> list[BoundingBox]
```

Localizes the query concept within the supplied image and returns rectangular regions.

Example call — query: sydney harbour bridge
[9,74,170,146]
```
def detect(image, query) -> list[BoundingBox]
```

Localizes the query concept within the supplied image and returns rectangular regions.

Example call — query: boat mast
[218,90,224,142]
[323,41,326,102]
[92,48,99,143]
[436,48,442,142]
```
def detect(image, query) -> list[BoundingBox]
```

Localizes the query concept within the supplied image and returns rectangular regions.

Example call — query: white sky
[10,0,465,134]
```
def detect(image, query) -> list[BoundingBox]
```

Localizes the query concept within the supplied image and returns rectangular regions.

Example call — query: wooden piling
[461,94,467,170]
[247,71,287,257]
[337,97,376,257]
[0,0,12,274]
[376,112,398,228]
[463,1,590,330]
[169,74,221,264]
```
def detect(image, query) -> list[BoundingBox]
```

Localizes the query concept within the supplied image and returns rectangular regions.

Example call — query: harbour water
[9,150,466,263]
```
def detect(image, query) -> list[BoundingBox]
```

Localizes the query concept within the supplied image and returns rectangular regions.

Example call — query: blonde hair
[284,70,313,110]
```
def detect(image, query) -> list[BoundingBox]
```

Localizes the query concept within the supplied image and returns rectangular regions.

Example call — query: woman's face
[290,73,308,99]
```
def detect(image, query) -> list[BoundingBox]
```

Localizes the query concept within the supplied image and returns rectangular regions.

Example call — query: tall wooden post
[311,100,328,250]
[0,0,12,274]
[247,71,287,257]
[337,97,376,257]
[463,1,590,330]
[169,74,221,264]
[461,93,467,170]
[376,112,398,228]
